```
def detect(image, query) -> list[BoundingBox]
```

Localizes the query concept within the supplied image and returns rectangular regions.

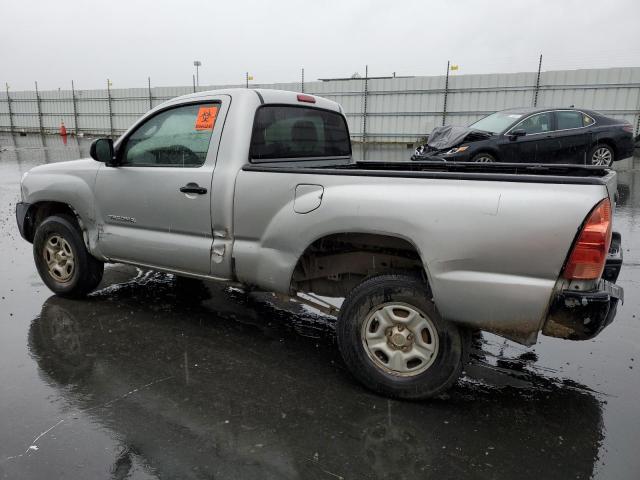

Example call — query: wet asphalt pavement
[0,133,639,480]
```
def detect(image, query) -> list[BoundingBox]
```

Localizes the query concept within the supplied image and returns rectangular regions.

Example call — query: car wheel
[336,274,468,399]
[471,152,496,163]
[589,144,614,166]
[33,215,104,298]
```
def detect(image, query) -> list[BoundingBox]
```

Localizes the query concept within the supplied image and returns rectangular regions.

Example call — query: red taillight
[622,124,633,133]
[563,198,612,280]
[297,94,316,103]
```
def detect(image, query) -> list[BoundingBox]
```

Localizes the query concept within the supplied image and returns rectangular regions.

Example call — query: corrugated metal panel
[1,67,639,137]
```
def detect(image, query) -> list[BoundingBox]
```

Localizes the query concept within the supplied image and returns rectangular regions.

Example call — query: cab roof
[164,88,343,113]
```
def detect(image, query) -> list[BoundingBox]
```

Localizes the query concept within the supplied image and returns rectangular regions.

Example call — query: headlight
[444,146,469,155]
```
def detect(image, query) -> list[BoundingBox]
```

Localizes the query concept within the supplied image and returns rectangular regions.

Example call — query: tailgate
[602,169,619,206]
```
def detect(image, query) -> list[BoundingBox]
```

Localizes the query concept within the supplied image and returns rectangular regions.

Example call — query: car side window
[119,103,219,167]
[583,114,595,127]
[556,111,584,130]
[516,112,553,134]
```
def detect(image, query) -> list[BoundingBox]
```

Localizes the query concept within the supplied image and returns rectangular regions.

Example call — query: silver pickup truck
[16,89,624,399]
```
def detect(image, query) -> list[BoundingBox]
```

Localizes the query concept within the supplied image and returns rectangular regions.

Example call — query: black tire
[587,144,614,166]
[33,215,104,298]
[470,152,496,163]
[336,274,468,400]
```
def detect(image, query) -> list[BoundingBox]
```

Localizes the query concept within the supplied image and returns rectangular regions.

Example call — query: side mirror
[90,138,115,165]
[509,129,526,140]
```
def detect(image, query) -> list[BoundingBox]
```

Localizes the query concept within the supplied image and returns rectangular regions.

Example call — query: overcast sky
[2,0,639,91]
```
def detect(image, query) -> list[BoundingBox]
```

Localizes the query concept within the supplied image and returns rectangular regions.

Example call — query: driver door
[94,99,226,275]
[500,111,560,163]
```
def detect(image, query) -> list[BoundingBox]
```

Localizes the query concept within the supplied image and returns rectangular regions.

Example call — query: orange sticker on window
[195,106,218,130]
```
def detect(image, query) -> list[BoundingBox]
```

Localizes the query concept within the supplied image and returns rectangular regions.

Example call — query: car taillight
[622,124,633,133]
[563,198,612,280]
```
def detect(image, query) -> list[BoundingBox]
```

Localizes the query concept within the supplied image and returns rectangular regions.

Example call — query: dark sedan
[412,107,635,165]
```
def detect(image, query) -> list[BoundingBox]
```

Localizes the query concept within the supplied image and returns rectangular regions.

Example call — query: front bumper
[411,149,472,162]
[411,152,445,161]
[16,202,32,241]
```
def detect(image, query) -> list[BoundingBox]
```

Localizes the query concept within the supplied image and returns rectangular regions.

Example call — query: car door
[500,111,559,163]
[552,110,593,164]
[94,99,227,275]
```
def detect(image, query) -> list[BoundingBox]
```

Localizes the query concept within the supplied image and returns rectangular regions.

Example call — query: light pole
[193,60,201,87]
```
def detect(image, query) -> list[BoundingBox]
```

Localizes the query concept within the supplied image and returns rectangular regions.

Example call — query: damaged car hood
[427,125,492,150]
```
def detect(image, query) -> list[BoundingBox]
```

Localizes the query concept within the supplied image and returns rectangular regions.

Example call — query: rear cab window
[249,105,351,162]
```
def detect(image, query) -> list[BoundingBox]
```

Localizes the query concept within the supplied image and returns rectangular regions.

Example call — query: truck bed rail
[243,160,616,185]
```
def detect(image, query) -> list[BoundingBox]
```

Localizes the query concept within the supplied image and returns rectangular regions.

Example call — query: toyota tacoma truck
[15,89,624,399]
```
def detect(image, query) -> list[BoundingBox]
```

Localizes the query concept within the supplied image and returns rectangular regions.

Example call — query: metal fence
[2,67,639,145]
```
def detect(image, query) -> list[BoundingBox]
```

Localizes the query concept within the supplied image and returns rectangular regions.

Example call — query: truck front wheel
[337,274,467,399]
[33,215,104,298]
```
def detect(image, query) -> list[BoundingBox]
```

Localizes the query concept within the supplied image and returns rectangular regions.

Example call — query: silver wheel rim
[361,303,439,377]
[473,155,494,163]
[43,234,75,283]
[592,147,612,166]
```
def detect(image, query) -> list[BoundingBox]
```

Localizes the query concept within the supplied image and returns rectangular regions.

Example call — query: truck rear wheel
[33,215,104,298]
[337,274,467,399]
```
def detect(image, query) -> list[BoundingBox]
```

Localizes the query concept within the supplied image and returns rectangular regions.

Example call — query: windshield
[469,111,524,134]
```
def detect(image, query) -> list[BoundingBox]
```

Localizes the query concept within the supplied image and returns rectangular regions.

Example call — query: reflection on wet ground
[0,133,639,479]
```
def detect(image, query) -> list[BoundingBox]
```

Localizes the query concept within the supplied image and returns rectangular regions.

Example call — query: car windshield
[469,111,524,134]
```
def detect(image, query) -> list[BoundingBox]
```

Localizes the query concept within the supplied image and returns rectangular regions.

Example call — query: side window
[516,112,553,134]
[120,103,219,167]
[250,106,351,161]
[556,111,584,130]
[583,114,595,127]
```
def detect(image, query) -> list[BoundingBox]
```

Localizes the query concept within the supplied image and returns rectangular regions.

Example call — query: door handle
[180,183,208,195]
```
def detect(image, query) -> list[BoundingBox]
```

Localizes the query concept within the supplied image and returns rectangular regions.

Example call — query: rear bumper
[616,136,635,160]
[16,202,32,242]
[543,232,624,341]
[543,279,623,341]
[542,280,623,341]
[603,232,622,283]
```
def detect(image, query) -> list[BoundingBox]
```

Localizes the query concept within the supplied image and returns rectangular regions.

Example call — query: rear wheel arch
[290,232,432,297]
